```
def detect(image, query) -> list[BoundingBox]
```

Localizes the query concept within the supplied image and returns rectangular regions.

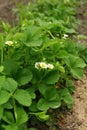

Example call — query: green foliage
[14,89,32,106]
[0,0,87,129]
[43,70,59,84]
[16,68,33,86]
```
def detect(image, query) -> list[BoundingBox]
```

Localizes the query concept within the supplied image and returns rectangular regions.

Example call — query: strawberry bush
[0,0,87,129]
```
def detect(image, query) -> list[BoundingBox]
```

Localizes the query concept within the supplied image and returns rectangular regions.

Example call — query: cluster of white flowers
[5,41,13,46]
[62,34,68,39]
[35,62,54,69]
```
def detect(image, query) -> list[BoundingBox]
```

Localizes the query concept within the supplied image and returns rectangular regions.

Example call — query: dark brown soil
[76,3,87,44]
[0,0,29,25]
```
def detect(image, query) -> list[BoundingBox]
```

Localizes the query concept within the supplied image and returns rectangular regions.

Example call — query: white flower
[63,34,68,39]
[35,62,40,69]
[47,64,54,69]
[5,41,13,46]
[39,62,48,69]
[35,62,54,70]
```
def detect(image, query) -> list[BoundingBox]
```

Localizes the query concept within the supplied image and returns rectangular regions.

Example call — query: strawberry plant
[0,0,87,129]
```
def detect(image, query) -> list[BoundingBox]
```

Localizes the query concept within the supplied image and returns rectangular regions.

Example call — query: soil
[0,0,30,25]
[76,3,87,45]
[0,1,87,130]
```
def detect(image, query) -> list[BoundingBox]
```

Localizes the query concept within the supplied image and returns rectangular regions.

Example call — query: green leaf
[37,97,61,111]
[0,33,4,49]
[37,98,49,111]
[41,39,58,51]
[3,59,19,76]
[29,101,38,112]
[64,95,73,106]
[44,87,57,101]
[0,66,4,73]
[0,105,4,120]
[4,99,14,109]
[24,26,42,47]
[0,90,11,105]
[18,124,27,130]
[49,100,61,109]
[16,68,33,86]
[74,57,86,68]
[25,39,42,47]
[43,70,59,84]
[13,33,24,41]
[38,83,49,96]
[0,76,5,90]
[15,106,28,125]
[66,79,75,93]
[3,111,15,124]
[1,78,18,93]
[71,68,83,79]
[27,85,37,99]
[60,88,73,106]
[14,89,32,106]
[65,55,86,68]
[57,50,69,58]
[35,111,49,121]
[58,66,65,73]
[37,114,49,121]
[65,28,75,34]
[3,125,18,130]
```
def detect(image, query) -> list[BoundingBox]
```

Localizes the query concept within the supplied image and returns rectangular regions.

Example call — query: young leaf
[14,89,32,106]
[35,111,49,121]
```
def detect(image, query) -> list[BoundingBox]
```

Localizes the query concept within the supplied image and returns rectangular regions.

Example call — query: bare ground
[0,0,29,24]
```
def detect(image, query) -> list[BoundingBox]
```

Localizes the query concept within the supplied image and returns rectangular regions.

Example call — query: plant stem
[47,30,55,39]
[1,48,4,65]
